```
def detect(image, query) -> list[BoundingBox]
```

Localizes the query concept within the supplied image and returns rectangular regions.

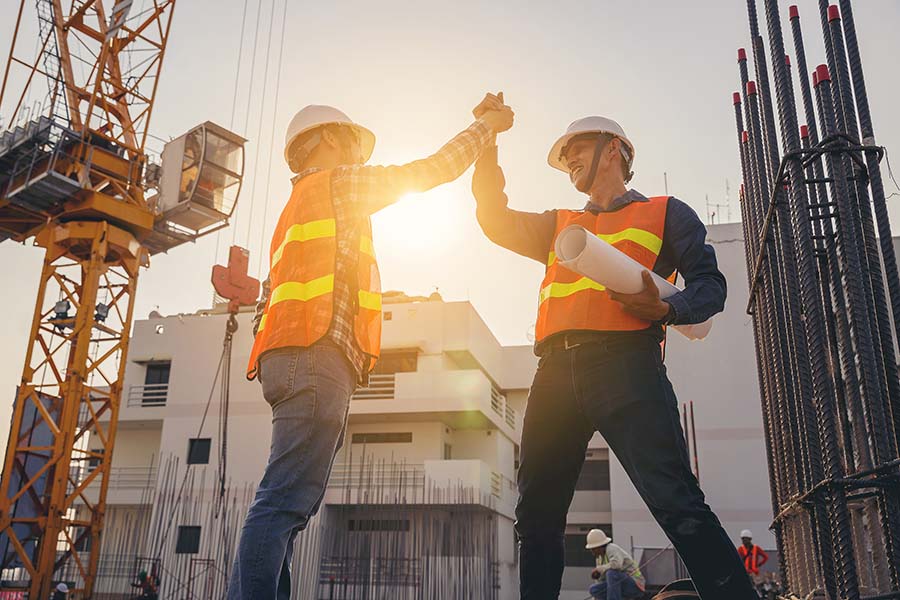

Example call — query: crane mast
[0,2,245,596]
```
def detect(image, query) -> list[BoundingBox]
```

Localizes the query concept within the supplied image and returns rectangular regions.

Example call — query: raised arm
[471,144,556,264]
[332,100,514,216]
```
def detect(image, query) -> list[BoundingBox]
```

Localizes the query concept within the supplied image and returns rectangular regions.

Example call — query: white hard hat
[548,116,635,173]
[740,529,753,539]
[585,528,612,549]
[283,105,375,165]
[56,583,69,592]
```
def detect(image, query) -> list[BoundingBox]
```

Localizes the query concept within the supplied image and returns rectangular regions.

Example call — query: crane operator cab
[148,121,246,253]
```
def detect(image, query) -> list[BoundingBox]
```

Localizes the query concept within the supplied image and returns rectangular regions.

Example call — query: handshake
[473,91,514,135]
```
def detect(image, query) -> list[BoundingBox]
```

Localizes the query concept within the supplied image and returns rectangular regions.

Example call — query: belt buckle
[564,336,581,351]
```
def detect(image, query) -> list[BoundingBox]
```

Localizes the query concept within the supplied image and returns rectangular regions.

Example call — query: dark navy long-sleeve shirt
[472,146,727,344]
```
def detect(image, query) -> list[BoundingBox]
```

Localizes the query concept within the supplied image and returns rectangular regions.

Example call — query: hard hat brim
[284,122,376,165]
[547,131,635,173]
[585,539,612,549]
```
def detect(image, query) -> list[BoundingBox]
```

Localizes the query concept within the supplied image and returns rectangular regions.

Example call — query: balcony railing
[490,386,504,416]
[505,404,516,428]
[352,374,396,401]
[68,465,158,490]
[127,383,168,407]
[107,465,158,489]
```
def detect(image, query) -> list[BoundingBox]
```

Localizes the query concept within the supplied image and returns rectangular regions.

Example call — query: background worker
[471,108,757,599]
[737,529,769,585]
[585,529,645,600]
[51,583,68,600]
[227,96,514,600]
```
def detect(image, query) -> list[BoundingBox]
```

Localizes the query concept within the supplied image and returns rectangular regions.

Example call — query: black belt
[536,330,661,357]
[536,331,612,356]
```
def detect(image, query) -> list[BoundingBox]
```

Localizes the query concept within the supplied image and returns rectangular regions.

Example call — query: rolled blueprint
[554,225,713,340]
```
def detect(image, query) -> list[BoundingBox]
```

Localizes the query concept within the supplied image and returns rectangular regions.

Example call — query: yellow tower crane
[0,1,247,597]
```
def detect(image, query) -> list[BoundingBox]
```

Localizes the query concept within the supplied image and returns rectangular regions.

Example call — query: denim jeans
[227,341,357,600]
[589,569,642,600]
[516,335,757,600]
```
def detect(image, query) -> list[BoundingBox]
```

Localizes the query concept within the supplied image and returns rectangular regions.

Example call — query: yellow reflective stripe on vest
[271,219,337,268]
[539,277,606,304]
[358,289,382,311]
[360,236,375,258]
[257,275,335,333]
[547,228,664,266]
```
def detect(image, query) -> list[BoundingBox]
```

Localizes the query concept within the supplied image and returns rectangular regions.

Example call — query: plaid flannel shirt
[254,119,493,380]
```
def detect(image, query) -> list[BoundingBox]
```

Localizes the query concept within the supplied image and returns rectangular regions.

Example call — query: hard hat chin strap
[583,135,611,193]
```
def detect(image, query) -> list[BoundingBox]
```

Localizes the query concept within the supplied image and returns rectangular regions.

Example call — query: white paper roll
[554,225,713,340]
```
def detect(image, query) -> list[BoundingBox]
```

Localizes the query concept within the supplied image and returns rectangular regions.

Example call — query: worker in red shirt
[737,529,769,585]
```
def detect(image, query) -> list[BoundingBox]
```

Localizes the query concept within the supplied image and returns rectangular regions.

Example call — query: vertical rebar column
[790,5,871,478]
[826,6,900,466]
[735,90,789,588]
[761,1,859,597]
[839,0,900,405]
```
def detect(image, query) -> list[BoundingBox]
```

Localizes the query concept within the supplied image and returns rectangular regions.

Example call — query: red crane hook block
[212,245,261,314]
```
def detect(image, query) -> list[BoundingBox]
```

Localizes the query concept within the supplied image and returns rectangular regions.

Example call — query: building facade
[75,221,779,599]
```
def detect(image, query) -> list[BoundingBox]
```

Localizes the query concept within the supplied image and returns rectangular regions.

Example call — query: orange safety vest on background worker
[738,544,768,575]
[535,196,669,341]
[246,169,382,379]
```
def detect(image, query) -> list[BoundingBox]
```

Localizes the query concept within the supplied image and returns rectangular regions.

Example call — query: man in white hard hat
[471,114,757,599]
[585,529,645,600]
[51,582,69,600]
[228,97,514,600]
[737,529,769,585]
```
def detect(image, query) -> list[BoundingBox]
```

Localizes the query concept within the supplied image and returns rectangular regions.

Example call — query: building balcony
[71,465,159,507]
[323,459,515,518]
[127,383,168,407]
[349,370,520,437]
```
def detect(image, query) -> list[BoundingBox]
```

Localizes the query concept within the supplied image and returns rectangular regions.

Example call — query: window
[144,361,171,386]
[564,526,613,567]
[443,444,452,460]
[371,351,417,375]
[348,519,410,532]
[383,311,393,321]
[575,459,610,491]
[351,432,412,444]
[176,526,201,554]
[187,438,211,465]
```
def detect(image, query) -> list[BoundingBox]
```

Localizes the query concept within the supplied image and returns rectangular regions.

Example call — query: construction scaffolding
[734,1,900,598]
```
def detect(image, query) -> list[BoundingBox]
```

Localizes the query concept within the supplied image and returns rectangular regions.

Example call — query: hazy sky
[1,1,899,440]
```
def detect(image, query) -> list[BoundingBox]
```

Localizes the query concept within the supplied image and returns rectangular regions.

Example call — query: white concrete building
[86,221,778,599]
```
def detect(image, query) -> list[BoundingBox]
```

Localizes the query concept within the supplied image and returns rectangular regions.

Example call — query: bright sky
[1,0,899,443]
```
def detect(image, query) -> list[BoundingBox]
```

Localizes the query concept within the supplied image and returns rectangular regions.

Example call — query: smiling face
[561,133,626,194]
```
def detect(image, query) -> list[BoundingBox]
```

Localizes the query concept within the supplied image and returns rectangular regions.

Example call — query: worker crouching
[586,529,645,600]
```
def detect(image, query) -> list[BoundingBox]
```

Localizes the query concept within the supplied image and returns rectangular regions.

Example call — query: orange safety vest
[738,544,767,575]
[246,170,382,379]
[535,196,670,342]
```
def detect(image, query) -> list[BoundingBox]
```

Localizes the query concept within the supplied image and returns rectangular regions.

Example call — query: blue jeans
[516,335,757,599]
[590,569,642,600]
[227,342,357,600]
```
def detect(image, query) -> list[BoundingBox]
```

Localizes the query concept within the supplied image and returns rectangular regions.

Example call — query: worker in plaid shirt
[229,94,513,600]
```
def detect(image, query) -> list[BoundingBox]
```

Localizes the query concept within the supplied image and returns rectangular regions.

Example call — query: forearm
[660,199,727,325]
[336,120,494,216]
[472,146,555,263]
[665,274,726,325]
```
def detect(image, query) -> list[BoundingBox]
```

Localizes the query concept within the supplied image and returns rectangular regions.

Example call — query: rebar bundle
[55,452,505,600]
[734,2,900,598]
